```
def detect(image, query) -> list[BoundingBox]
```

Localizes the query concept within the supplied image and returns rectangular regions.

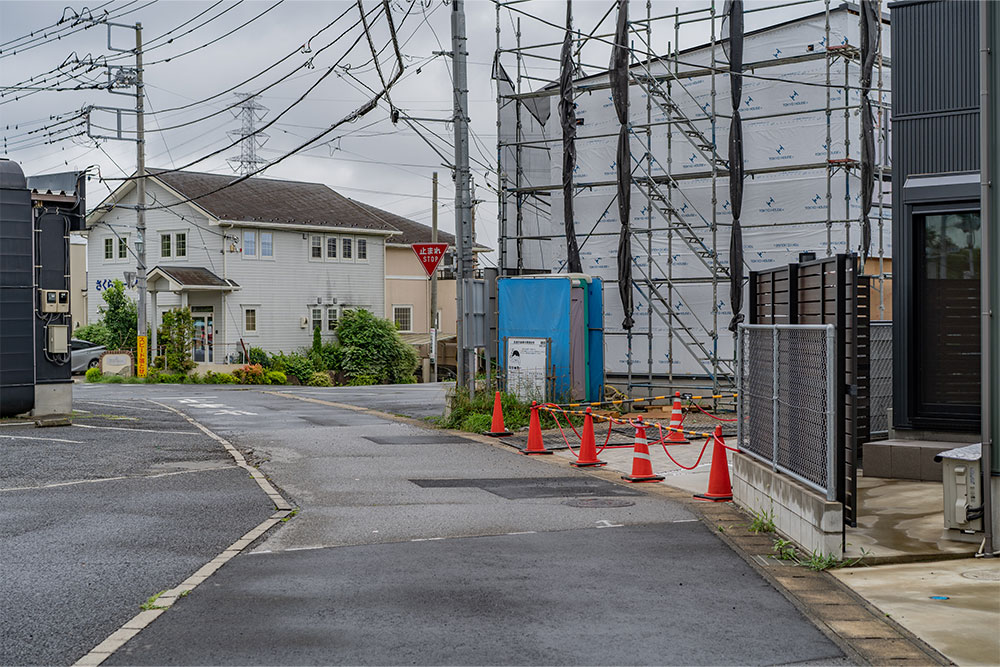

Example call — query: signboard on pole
[505,337,548,401]
[136,335,147,378]
[411,243,449,277]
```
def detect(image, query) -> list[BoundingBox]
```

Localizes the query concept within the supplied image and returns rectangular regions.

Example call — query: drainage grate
[365,435,478,445]
[562,497,636,508]
[409,477,644,499]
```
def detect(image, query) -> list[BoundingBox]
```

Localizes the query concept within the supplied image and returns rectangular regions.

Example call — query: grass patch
[140,590,168,610]
[281,508,300,523]
[772,537,798,561]
[747,508,776,534]
[437,388,584,434]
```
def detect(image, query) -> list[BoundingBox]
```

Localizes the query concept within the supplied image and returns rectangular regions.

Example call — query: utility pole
[135,23,147,354]
[452,0,473,397]
[430,171,438,383]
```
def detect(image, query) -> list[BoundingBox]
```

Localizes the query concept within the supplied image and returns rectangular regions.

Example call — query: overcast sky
[1,0,814,260]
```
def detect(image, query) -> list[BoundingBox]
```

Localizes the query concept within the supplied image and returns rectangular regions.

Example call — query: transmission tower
[227,93,268,175]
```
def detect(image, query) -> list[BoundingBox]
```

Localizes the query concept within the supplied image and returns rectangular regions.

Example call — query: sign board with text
[411,243,449,277]
[136,335,148,377]
[505,337,548,401]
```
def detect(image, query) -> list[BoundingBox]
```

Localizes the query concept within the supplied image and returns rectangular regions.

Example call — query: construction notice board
[505,337,548,401]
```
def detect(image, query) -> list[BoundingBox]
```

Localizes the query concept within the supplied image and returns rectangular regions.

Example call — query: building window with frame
[104,237,114,260]
[392,305,413,333]
[243,230,257,258]
[244,308,257,333]
[160,233,172,258]
[326,235,338,260]
[310,235,323,260]
[342,236,353,261]
[327,307,338,331]
[118,237,128,259]
[175,232,187,258]
[260,231,273,258]
[356,237,368,261]
[311,307,323,332]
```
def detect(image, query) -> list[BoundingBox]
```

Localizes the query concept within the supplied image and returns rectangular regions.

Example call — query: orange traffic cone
[622,417,664,483]
[693,425,732,502]
[483,391,513,437]
[665,391,690,444]
[522,401,552,455]
[571,408,607,467]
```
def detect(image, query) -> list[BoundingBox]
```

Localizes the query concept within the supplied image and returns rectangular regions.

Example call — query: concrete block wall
[732,452,844,559]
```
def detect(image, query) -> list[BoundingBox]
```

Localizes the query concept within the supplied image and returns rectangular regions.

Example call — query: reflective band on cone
[623,417,664,483]
[665,391,690,444]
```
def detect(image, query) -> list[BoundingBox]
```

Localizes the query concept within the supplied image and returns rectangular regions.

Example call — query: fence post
[736,327,743,451]
[772,327,779,472]
[825,324,836,501]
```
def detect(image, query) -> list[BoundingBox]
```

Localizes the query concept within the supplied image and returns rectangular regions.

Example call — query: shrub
[272,352,313,381]
[346,373,378,386]
[336,309,418,384]
[74,323,112,348]
[158,307,196,374]
[85,367,103,382]
[248,346,270,368]
[459,412,494,433]
[99,280,139,351]
[309,341,344,373]
[265,370,287,385]
[233,363,266,385]
[103,375,125,384]
[204,371,237,384]
[312,325,323,354]
[306,371,333,387]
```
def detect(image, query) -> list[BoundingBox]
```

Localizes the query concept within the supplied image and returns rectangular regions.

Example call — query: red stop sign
[411,243,449,277]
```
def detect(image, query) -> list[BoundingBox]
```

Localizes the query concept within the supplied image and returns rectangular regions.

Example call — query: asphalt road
[73,383,847,666]
[0,393,275,666]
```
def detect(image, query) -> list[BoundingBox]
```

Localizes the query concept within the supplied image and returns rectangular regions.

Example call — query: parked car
[71,339,106,374]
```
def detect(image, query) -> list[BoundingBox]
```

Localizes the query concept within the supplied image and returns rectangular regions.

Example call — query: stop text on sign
[411,243,449,277]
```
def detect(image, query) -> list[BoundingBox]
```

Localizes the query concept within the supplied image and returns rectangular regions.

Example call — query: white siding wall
[86,179,387,358]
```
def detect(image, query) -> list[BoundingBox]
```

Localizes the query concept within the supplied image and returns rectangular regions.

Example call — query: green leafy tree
[158,307,196,373]
[337,308,418,384]
[98,280,139,350]
[73,322,112,347]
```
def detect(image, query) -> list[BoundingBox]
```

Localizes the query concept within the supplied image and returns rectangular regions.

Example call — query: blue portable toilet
[497,274,604,402]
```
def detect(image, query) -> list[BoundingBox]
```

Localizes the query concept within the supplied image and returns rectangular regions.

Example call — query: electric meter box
[934,443,984,540]
[40,289,70,313]
[46,324,69,354]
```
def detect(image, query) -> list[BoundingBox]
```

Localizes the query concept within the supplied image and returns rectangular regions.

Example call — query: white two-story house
[85,169,401,363]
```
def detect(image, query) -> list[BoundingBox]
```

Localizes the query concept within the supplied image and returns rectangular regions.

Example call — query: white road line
[75,401,170,413]
[0,433,81,443]
[506,531,537,535]
[672,518,699,523]
[73,423,200,435]
[0,466,237,493]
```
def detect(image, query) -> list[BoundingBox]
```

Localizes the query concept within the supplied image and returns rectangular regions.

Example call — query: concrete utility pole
[135,23,147,344]
[431,171,438,383]
[452,0,474,397]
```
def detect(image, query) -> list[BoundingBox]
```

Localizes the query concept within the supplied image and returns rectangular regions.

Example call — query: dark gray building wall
[890,0,981,432]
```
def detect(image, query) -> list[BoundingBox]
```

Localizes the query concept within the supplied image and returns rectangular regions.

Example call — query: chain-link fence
[869,322,892,440]
[737,324,836,500]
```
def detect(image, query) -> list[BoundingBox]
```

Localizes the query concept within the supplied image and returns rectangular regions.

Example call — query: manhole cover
[562,497,636,508]
[961,569,1000,581]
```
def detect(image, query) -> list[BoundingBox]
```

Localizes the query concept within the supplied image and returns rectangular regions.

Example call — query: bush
[306,371,333,387]
[85,367,103,382]
[248,346,270,368]
[336,309,418,384]
[75,323,112,348]
[233,363,266,385]
[158,307,196,373]
[271,352,313,382]
[309,341,344,373]
[103,375,125,384]
[346,373,378,387]
[204,371,237,384]
[265,370,287,385]
[459,412,494,433]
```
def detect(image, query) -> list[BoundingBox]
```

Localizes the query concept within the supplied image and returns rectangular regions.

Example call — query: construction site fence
[869,322,893,440]
[737,324,836,501]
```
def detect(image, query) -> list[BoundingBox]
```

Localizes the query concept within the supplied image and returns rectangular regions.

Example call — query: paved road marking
[595,520,624,528]
[0,433,81,443]
[73,423,201,435]
[76,401,170,413]
[0,466,237,493]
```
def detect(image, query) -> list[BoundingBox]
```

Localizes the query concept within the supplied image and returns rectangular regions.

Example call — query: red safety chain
[689,401,738,422]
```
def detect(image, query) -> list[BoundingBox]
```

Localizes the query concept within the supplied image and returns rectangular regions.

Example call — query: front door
[192,307,214,363]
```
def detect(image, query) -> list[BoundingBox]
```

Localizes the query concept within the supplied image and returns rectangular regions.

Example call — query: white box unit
[935,444,984,538]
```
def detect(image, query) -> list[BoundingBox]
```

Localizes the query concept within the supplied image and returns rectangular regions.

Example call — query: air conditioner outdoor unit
[935,444,984,541]
[300,317,308,329]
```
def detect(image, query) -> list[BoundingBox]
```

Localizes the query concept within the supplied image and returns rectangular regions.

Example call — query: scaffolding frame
[495,0,890,399]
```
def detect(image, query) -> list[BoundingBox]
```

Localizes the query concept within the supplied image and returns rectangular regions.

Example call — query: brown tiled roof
[149,170,399,233]
[151,265,236,288]
[349,199,456,245]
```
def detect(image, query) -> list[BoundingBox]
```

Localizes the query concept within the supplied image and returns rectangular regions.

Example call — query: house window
[311,308,322,332]
[260,232,273,258]
[310,235,323,260]
[243,230,256,257]
[326,236,338,260]
[175,232,187,258]
[327,307,338,331]
[118,237,128,259]
[245,308,257,333]
[356,238,368,261]
[104,238,114,260]
[342,237,353,261]
[160,233,171,258]
[393,305,413,333]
